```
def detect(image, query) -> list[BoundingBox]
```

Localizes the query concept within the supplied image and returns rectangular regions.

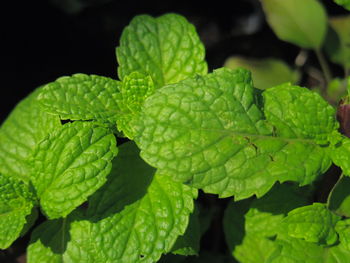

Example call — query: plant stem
[315,49,332,86]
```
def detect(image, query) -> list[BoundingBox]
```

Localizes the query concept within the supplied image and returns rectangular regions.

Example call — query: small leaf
[282,203,340,245]
[0,174,36,249]
[38,74,122,124]
[116,13,207,88]
[0,88,61,182]
[116,72,155,138]
[334,0,350,11]
[224,56,299,90]
[261,0,328,49]
[30,121,118,219]
[328,176,350,217]
[325,15,350,69]
[135,68,334,199]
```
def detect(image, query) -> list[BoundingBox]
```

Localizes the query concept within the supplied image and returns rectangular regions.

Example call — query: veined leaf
[135,68,335,199]
[116,13,207,88]
[0,173,36,249]
[37,74,121,124]
[0,88,61,182]
[116,72,155,138]
[30,121,118,219]
[282,203,340,245]
[261,0,327,49]
[28,142,197,263]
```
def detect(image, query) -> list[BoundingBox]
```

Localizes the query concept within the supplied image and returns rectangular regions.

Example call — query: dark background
[2,0,347,123]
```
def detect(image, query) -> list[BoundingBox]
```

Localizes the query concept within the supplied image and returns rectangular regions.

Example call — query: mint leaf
[224,56,299,90]
[261,0,327,49]
[28,142,197,263]
[116,13,207,88]
[135,68,333,199]
[0,173,36,249]
[331,137,350,176]
[267,235,324,263]
[87,142,197,263]
[282,203,340,245]
[38,74,121,124]
[30,121,118,219]
[27,213,94,263]
[328,176,350,217]
[233,234,277,263]
[224,183,309,263]
[116,72,155,138]
[0,88,61,182]
[171,205,200,256]
[244,184,309,237]
[263,83,338,144]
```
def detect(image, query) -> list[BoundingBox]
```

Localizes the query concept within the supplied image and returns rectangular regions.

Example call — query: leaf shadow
[83,141,155,222]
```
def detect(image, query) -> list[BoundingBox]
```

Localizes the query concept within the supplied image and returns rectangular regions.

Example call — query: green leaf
[263,82,338,145]
[335,219,350,251]
[116,13,207,88]
[328,176,350,217]
[325,16,350,69]
[116,72,155,138]
[331,137,350,176]
[0,173,36,249]
[0,88,61,182]
[29,142,196,262]
[86,142,197,263]
[171,205,200,256]
[267,235,324,263]
[38,74,122,124]
[268,234,350,263]
[27,212,95,263]
[261,0,327,49]
[224,183,309,262]
[30,121,118,219]
[334,0,350,11]
[282,203,340,245]
[135,68,334,199]
[244,184,310,237]
[224,57,299,90]
[233,234,277,263]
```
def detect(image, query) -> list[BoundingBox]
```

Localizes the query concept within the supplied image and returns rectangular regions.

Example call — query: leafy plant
[1,0,350,262]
